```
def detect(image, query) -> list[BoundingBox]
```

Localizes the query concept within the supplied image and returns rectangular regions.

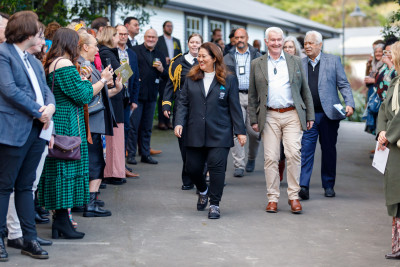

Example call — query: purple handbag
[47,58,82,161]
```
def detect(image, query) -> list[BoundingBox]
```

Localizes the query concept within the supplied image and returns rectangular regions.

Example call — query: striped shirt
[235,47,250,90]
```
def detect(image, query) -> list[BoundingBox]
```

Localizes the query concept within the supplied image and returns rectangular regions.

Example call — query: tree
[0,0,166,26]
[382,0,400,40]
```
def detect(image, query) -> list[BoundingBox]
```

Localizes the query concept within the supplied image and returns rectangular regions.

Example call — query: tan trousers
[261,109,303,202]
[231,93,261,169]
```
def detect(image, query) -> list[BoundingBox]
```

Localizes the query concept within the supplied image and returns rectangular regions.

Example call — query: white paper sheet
[39,121,54,141]
[372,141,390,174]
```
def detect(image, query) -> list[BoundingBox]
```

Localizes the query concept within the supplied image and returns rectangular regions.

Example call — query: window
[209,19,225,42]
[230,22,246,32]
[186,15,202,38]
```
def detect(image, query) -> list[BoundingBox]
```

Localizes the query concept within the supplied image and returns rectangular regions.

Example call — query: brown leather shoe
[266,202,278,213]
[150,148,162,155]
[125,169,139,178]
[288,199,302,214]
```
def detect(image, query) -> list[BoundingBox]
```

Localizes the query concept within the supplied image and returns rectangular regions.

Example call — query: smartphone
[105,58,111,68]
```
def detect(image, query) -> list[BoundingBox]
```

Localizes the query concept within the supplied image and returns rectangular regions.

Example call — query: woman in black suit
[174,42,246,219]
[163,33,203,191]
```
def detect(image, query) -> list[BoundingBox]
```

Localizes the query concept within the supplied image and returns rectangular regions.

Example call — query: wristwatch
[100,78,107,84]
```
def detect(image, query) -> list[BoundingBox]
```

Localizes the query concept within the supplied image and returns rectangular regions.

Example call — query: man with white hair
[248,27,315,214]
[299,30,355,200]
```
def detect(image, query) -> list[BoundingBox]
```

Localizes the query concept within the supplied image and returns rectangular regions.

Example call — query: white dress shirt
[13,44,44,106]
[164,35,174,59]
[267,51,294,108]
[203,71,215,96]
[184,53,196,65]
[128,36,138,46]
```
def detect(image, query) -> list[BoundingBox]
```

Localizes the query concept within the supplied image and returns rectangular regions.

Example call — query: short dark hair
[212,28,221,36]
[385,37,398,49]
[163,21,172,28]
[124,16,138,26]
[0,12,10,20]
[91,17,108,31]
[229,29,236,39]
[5,11,39,44]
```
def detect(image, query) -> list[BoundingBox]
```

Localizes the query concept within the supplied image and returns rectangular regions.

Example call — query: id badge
[239,66,245,75]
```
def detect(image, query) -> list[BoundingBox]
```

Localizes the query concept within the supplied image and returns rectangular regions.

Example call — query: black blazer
[131,44,168,102]
[98,45,124,122]
[155,35,182,60]
[175,74,246,148]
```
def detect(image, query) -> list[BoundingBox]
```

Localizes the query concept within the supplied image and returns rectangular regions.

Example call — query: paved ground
[3,122,400,266]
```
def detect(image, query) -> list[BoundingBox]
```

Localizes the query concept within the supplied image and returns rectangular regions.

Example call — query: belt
[238,90,248,94]
[267,106,296,113]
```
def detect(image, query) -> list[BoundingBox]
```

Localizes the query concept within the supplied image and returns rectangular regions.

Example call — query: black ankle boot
[52,209,85,239]
[83,193,111,217]
[95,192,104,207]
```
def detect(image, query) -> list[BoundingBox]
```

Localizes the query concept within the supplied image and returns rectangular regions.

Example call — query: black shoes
[141,155,158,164]
[127,156,137,165]
[35,212,50,224]
[299,186,309,200]
[99,182,107,189]
[197,193,208,211]
[21,239,49,259]
[71,206,85,212]
[8,236,52,249]
[208,205,220,219]
[7,237,24,249]
[0,237,8,262]
[324,187,336,197]
[181,184,194,190]
[37,236,52,246]
[104,178,124,185]
[52,209,85,239]
[83,192,112,217]
[36,206,50,217]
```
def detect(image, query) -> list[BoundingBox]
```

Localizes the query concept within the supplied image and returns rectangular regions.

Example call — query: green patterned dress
[38,66,93,210]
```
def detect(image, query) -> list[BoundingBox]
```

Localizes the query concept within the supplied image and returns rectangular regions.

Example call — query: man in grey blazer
[299,31,355,200]
[248,27,315,214]
[0,11,55,261]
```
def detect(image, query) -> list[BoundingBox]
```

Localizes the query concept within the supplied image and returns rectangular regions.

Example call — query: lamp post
[342,0,366,64]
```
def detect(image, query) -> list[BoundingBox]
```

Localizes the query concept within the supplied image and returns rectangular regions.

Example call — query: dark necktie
[193,58,198,65]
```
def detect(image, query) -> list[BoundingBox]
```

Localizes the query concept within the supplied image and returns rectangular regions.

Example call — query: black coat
[98,45,125,122]
[131,44,168,102]
[175,74,246,148]
[162,53,197,114]
[155,35,182,60]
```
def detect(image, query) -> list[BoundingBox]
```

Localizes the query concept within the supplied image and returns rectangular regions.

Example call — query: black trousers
[88,133,105,181]
[0,120,46,240]
[177,128,192,186]
[185,147,229,206]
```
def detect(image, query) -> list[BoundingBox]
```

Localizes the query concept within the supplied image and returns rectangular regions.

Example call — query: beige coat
[248,52,315,133]
[377,75,400,216]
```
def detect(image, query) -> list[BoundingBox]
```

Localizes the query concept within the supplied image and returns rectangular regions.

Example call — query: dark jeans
[300,112,340,189]
[0,120,45,240]
[185,147,229,206]
[127,100,157,157]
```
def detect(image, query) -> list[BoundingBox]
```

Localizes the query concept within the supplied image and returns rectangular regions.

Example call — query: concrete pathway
[3,122,399,266]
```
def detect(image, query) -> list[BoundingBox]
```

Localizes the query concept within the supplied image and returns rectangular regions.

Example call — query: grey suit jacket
[302,53,355,120]
[0,42,55,147]
[248,52,315,133]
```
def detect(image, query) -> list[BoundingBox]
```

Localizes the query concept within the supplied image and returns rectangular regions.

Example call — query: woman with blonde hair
[377,40,400,259]
[97,26,127,185]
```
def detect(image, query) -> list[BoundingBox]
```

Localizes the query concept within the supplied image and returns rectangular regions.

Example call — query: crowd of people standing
[0,8,399,262]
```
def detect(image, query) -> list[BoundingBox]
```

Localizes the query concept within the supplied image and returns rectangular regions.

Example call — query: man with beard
[224,28,261,177]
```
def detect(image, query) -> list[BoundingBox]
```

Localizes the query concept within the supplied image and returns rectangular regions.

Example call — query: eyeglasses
[119,33,128,36]
[383,50,392,55]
